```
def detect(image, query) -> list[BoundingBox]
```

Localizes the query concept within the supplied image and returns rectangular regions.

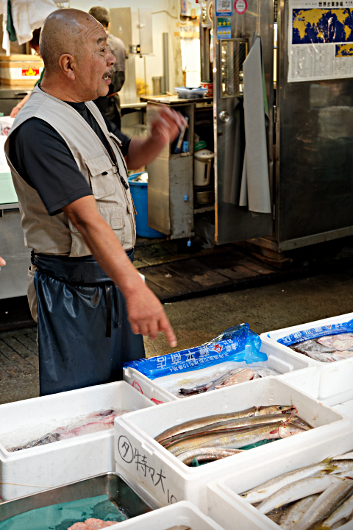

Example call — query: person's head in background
[88,6,110,32]
[29,28,41,56]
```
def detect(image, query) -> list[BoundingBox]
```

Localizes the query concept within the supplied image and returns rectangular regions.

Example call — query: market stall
[0,317,352,528]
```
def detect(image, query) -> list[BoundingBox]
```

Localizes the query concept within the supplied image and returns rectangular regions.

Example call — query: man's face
[75,21,116,101]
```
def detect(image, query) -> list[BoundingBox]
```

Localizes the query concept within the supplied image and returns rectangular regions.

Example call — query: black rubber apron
[32,250,145,396]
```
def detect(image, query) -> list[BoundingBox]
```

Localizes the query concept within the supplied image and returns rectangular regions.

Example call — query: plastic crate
[207,430,353,530]
[0,382,152,501]
[114,377,350,512]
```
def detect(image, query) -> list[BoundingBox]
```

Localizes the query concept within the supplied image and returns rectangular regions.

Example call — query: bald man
[5,9,184,396]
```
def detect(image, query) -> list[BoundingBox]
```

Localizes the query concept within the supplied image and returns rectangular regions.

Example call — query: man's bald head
[40,9,103,73]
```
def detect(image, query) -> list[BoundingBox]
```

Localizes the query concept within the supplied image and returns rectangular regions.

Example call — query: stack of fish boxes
[123,340,312,404]
[206,432,353,530]
[0,381,152,501]
[114,377,351,512]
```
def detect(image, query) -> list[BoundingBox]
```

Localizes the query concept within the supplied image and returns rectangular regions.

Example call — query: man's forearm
[64,199,143,298]
[62,195,177,346]
[125,135,166,170]
[125,106,186,170]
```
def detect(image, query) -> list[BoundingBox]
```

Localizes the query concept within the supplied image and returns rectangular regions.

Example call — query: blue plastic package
[124,323,267,380]
[274,318,353,347]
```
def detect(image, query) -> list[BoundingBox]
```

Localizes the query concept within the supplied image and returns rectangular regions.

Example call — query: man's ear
[58,54,76,81]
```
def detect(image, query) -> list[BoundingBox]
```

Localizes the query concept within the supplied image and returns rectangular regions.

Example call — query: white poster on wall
[288,0,353,82]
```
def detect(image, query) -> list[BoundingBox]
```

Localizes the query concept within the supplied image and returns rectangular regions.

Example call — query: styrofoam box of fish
[261,312,353,400]
[0,381,152,501]
[107,500,225,530]
[123,340,311,404]
[206,431,353,530]
[114,377,351,513]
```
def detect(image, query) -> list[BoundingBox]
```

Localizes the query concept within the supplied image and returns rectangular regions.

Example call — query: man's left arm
[125,106,186,170]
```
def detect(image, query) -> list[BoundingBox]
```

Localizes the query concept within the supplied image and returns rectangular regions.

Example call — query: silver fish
[279,494,319,529]
[206,368,253,392]
[176,446,243,465]
[241,461,333,505]
[214,369,255,389]
[10,432,61,451]
[320,490,353,529]
[252,367,280,379]
[256,405,296,416]
[304,351,336,362]
[278,423,309,438]
[155,407,257,444]
[295,478,353,530]
[257,474,344,514]
[179,368,249,395]
[331,460,353,474]
[168,422,284,457]
[333,452,353,461]
[162,413,295,448]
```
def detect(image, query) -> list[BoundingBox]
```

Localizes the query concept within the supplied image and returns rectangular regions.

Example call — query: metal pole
[144,55,147,95]
[162,32,169,93]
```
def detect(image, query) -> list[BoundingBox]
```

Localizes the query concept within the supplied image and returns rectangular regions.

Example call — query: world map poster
[288,1,353,82]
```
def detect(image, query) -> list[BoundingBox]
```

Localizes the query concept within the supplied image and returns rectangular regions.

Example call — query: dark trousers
[32,251,145,396]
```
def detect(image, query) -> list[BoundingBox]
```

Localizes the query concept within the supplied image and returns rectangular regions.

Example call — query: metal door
[214,0,274,245]
[276,0,353,251]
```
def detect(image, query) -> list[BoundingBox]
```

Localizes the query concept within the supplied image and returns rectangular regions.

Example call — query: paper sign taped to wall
[288,0,353,82]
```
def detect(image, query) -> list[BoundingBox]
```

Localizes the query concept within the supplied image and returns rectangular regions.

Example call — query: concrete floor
[1,263,353,405]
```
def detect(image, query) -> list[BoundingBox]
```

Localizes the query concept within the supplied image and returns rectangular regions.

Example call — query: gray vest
[5,85,136,257]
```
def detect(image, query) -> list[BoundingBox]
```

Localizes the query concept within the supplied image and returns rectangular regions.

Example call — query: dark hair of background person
[88,6,110,28]
[29,28,41,51]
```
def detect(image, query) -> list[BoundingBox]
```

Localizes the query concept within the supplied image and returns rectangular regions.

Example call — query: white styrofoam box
[0,381,152,501]
[261,312,353,399]
[114,377,351,512]
[109,501,225,530]
[207,430,353,530]
[332,399,353,419]
[280,361,353,406]
[124,339,311,404]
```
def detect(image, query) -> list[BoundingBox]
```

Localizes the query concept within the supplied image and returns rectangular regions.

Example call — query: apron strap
[105,285,113,337]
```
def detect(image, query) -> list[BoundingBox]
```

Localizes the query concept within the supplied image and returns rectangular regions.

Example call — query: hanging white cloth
[10,0,57,45]
[239,36,271,214]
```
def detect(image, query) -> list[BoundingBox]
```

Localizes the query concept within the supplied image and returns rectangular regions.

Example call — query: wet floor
[1,263,353,404]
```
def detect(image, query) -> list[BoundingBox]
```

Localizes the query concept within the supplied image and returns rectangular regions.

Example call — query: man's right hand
[10,106,20,118]
[125,281,177,347]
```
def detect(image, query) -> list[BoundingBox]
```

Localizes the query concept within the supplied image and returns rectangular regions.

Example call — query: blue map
[292,8,353,44]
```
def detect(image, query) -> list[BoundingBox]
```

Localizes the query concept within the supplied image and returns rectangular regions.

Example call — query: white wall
[181,37,200,87]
